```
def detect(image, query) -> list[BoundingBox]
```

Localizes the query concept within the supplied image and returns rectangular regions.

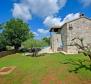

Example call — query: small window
[69,24,73,30]
[57,38,58,42]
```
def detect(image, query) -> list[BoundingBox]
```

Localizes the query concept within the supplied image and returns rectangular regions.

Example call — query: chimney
[80,13,84,17]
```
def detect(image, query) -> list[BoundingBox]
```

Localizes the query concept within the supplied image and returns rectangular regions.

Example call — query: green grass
[0,53,91,84]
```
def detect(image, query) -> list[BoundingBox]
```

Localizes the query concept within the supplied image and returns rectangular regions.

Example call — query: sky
[0,0,91,39]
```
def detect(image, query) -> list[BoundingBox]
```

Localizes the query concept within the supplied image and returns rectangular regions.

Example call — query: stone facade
[50,16,91,54]
[51,34,62,52]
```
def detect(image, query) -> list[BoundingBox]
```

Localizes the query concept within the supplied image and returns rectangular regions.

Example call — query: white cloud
[23,0,67,17]
[33,32,39,36]
[80,0,91,7]
[12,0,67,20]
[44,13,80,28]
[12,3,32,21]
[43,16,62,27]
[63,13,80,22]
[38,28,49,34]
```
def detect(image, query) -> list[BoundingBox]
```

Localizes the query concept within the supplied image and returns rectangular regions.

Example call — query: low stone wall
[0,50,16,58]
[38,47,53,54]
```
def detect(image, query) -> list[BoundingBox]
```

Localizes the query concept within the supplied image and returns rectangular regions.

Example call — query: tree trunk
[14,44,21,50]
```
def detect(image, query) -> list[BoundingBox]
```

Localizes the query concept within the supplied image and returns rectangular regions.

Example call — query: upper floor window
[69,24,73,30]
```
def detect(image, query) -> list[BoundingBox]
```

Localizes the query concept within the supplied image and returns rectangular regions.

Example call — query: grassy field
[0,53,91,84]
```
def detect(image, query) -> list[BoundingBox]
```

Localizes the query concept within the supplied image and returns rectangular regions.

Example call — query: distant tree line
[22,37,50,49]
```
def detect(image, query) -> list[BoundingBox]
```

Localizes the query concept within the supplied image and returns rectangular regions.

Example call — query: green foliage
[0,25,7,51]
[0,24,3,29]
[0,33,7,51]
[42,37,50,46]
[23,38,48,48]
[28,32,35,39]
[2,18,31,50]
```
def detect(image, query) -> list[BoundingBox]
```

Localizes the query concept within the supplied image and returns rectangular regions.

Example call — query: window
[69,24,73,30]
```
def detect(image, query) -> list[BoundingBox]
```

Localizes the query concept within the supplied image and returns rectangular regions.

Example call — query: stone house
[50,14,91,54]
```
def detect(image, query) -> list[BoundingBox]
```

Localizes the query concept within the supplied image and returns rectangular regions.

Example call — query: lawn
[0,53,91,84]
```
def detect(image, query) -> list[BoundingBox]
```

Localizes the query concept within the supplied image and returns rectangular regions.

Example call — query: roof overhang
[49,26,61,32]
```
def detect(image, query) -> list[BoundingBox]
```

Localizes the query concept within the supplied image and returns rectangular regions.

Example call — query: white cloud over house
[44,13,80,28]
[63,13,80,22]
[38,28,49,34]
[22,0,67,17]
[12,0,67,21]
[43,16,62,27]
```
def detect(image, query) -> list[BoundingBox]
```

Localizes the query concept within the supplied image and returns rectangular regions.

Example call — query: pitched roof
[49,16,91,32]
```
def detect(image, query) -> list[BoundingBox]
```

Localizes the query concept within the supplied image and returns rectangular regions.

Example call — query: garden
[0,18,91,84]
[0,53,91,84]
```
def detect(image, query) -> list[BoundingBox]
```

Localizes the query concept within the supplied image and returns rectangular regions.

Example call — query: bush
[19,48,29,52]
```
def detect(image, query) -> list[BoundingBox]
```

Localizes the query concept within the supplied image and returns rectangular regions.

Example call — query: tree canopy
[23,38,48,48]
[42,37,50,46]
[2,18,31,50]
[0,29,6,51]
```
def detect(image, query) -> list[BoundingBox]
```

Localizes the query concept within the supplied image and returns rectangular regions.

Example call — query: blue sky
[0,0,91,39]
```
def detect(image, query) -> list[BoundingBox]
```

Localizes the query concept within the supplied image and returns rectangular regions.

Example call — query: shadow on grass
[0,50,18,58]
[25,53,48,57]
[61,59,91,73]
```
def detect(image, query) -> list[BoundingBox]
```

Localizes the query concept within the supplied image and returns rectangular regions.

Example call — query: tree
[23,38,48,48]
[0,24,6,51]
[2,18,30,50]
[0,31,7,51]
[42,37,50,46]
[28,32,34,39]
[0,35,6,51]
[71,37,91,61]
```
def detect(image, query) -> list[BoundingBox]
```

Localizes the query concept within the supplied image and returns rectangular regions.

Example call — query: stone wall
[67,17,91,53]
[61,24,67,52]
[51,34,62,52]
